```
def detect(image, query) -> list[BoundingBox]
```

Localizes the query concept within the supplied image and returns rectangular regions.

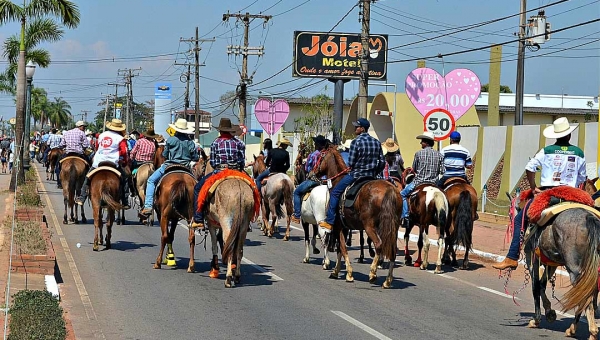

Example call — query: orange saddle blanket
[196,169,260,219]
[520,186,594,224]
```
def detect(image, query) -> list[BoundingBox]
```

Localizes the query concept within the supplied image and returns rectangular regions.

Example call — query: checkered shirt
[412,147,445,186]
[130,138,155,162]
[210,135,246,169]
[304,150,321,172]
[348,132,385,179]
[60,128,89,154]
[47,133,63,149]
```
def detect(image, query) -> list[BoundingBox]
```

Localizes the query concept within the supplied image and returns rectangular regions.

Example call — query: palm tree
[0,0,80,189]
[30,86,49,129]
[48,97,71,129]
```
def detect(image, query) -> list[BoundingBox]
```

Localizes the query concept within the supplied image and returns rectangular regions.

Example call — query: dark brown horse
[47,148,63,181]
[152,167,198,272]
[311,146,401,288]
[401,167,449,273]
[441,177,478,269]
[59,156,89,224]
[89,165,124,251]
[154,144,165,170]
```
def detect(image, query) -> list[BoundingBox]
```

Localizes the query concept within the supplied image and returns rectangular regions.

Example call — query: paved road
[35,163,592,340]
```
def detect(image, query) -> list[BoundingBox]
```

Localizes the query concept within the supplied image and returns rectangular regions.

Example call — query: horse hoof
[545,309,556,323]
[413,261,421,268]
[369,275,377,284]
[404,256,412,265]
[209,268,219,278]
[527,319,539,328]
[153,263,161,269]
[73,220,79,225]
[80,218,86,224]
[93,245,99,251]
[419,262,427,270]
[329,273,338,279]
[225,276,234,288]
[234,276,241,284]
[565,325,577,337]
[63,219,68,224]
[323,263,329,270]
[382,281,392,289]
[369,249,375,258]
[313,248,320,255]
[459,263,468,270]
[302,258,310,264]
[315,234,321,239]
[187,267,195,273]
[105,242,111,250]
[346,275,354,283]
[283,235,289,241]
[434,266,443,274]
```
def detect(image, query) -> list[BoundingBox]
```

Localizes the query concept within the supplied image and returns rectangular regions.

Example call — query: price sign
[423,108,455,141]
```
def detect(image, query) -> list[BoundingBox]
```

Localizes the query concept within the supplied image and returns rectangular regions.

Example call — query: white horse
[300,184,332,269]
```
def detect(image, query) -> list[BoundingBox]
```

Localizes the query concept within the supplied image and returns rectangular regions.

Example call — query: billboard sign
[154,82,172,100]
[293,31,388,80]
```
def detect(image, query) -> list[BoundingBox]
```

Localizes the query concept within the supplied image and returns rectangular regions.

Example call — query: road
[35,163,592,340]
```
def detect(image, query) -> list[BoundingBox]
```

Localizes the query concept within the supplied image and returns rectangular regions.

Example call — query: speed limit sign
[423,108,456,141]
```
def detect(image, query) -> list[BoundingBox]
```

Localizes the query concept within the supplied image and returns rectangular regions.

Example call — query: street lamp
[22,61,36,170]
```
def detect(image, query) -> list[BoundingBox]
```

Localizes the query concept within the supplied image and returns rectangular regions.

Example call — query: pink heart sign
[405,67,481,120]
[254,98,290,135]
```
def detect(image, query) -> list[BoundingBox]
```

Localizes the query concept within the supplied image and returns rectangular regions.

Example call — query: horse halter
[314,149,350,182]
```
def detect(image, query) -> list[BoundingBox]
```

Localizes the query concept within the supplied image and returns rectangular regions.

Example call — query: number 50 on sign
[423,108,456,141]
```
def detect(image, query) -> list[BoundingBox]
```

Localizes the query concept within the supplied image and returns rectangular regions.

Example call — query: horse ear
[592,177,598,184]
[253,154,256,160]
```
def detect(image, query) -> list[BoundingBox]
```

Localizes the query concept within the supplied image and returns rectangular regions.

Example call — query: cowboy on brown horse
[130,129,159,170]
[56,120,90,189]
[493,117,588,270]
[140,119,198,216]
[76,119,131,209]
[42,128,60,165]
[190,118,246,229]
[400,131,445,228]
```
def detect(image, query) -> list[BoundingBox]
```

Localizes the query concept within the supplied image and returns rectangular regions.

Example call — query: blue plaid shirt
[210,135,246,169]
[304,150,320,172]
[348,132,385,179]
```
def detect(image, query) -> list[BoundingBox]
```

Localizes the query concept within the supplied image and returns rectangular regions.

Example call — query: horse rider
[76,119,131,209]
[319,118,385,231]
[437,131,473,187]
[261,138,273,159]
[290,135,328,224]
[493,117,587,270]
[140,118,198,217]
[255,138,292,195]
[56,121,90,189]
[339,138,352,166]
[400,131,445,229]
[381,138,404,179]
[127,130,140,151]
[190,118,246,229]
[43,128,60,165]
[130,129,159,170]
[294,141,309,174]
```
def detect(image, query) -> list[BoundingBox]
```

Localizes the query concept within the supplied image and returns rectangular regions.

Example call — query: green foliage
[17,181,41,207]
[12,220,46,255]
[294,93,335,150]
[24,168,36,182]
[8,290,66,340]
[481,83,513,93]
[92,97,154,133]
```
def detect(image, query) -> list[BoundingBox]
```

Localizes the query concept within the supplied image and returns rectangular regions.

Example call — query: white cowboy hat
[75,120,86,127]
[84,129,92,136]
[416,131,435,141]
[543,117,577,139]
[382,138,399,153]
[106,118,126,132]
[169,118,195,134]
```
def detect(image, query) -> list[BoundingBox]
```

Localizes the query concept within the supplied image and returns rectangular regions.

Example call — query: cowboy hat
[213,118,237,133]
[75,120,86,127]
[169,118,195,134]
[381,144,389,155]
[155,135,165,143]
[311,135,327,147]
[543,117,577,139]
[416,131,435,141]
[277,138,293,147]
[85,129,92,136]
[233,125,243,137]
[106,118,126,132]
[143,129,160,139]
[382,138,399,153]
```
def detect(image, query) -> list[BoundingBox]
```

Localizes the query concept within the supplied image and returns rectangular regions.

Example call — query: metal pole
[22,77,32,170]
[332,79,345,144]
[514,0,527,125]
[392,84,397,141]
[358,0,370,119]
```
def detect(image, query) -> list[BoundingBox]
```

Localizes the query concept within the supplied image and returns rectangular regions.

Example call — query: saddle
[341,176,375,208]
[442,177,468,190]
[132,162,153,177]
[197,169,261,220]
[521,186,596,226]
[260,172,280,186]
[87,162,121,179]
[302,181,322,201]
[164,164,192,176]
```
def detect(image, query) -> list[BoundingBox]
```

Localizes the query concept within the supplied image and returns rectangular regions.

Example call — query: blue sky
[0,0,598,123]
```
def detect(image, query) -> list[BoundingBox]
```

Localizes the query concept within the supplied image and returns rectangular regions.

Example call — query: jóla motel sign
[423,108,455,141]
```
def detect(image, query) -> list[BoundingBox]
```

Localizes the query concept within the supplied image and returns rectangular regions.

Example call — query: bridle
[314,149,350,183]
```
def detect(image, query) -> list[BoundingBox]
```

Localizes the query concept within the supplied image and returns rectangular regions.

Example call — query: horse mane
[326,145,348,171]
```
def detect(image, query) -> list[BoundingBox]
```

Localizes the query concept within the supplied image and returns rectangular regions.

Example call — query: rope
[483,191,511,208]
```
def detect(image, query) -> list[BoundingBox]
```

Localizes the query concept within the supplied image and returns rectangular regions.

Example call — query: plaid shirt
[412,147,445,186]
[304,150,321,172]
[47,133,63,149]
[348,132,385,179]
[210,134,246,169]
[130,138,155,162]
[60,128,89,154]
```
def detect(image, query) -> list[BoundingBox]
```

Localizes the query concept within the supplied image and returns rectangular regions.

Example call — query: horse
[133,162,154,225]
[401,167,449,274]
[583,177,599,206]
[311,146,401,288]
[36,142,47,163]
[441,177,478,269]
[88,164,124,251]
[46,148,63,181]
[299,184,332,269]
[59,155,89,224]
[154,144,165,170]
[251,154,294,239]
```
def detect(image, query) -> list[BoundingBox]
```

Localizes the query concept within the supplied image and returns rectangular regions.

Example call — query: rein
[315,150,351,183]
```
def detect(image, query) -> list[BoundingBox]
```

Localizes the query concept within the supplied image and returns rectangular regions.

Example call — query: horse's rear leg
[338,229,354,282]
[358,231,365,263]
[208,226,220,278]
[187,221,196,273]
[80,203,87,224]
[585,300,598,339]
[105,209,114,249]
[63,197,68,224]
[302,222,311,263]
[93,206,101,251]
[403,225,413,265]
[539,266,557,323]
[434,226,445,274]
[154,215,169,269]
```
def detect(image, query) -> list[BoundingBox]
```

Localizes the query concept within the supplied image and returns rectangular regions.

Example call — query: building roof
[259,97,352,106]
[475,105,599,116]
[176,108,211,116]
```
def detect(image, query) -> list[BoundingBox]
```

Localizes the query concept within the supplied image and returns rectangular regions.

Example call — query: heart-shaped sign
[254,98,290,135]
[405,67,481,120]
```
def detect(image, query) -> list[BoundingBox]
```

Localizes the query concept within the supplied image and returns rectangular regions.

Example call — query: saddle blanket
[59,155,88,165]
[196,169,260,219]
[87,166,120,179]
[520,186,594,224]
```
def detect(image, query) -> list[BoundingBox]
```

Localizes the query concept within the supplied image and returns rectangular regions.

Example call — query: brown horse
[584,177,599,206]
[152,167,197,271]
[47,148,63,181]
[311,146,401,288]
[401,167,449,274]
[88,165,124,251]
[252,154,293,239]
[154,144,165,170]
[59,156,89,224]
[441,177,478,269]
[134,162,154,225]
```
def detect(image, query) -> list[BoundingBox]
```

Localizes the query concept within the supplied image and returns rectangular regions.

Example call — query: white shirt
[92,131,124,168]
[525,143,586,188]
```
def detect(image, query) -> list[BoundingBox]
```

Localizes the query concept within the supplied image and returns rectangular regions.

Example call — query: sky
[0,0,598,125]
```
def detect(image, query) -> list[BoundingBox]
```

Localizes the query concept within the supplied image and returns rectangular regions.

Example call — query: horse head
[252,154,266,179]
[583,177,598,195]
[310,145,347,182]
[193,149,212,179]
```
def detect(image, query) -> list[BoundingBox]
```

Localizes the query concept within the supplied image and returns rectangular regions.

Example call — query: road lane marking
[478,286,522,301]
[331,311,393,340]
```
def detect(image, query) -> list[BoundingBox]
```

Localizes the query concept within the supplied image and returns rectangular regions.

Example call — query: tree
[30,86,49,131]
[294,93,335,150]
[48,97,72,129]
[0,0,80,190]
[481,83,513,93]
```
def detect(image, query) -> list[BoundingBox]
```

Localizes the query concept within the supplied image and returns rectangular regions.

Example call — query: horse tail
[561,213,600,314]
[378,187,400,260]
[169,179,190,221]
[433,190,447,231]
[68,162,77,205]
[454,190,473,253]
[101,188,123,211]
[276,178,294,219]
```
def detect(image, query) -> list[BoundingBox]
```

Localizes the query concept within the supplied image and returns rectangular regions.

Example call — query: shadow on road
[110,241,156,251]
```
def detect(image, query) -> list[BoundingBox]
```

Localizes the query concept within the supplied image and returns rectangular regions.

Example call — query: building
[175,108,212,134]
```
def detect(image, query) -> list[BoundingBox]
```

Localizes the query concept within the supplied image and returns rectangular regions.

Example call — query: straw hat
[381,144,389,155]
[277,138,293,147]
[169,118,195,134]
[382,138,399,153]
[416,131,435,141]
[213,118,237,133]
[85,129,92,136]
[143,129,160,139]
[543,117,577,139]
[75,120,86,127]
[106,118,126,132]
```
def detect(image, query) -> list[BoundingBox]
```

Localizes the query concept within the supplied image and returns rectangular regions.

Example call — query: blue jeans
[143,164,166,209]
[507,200,532,260]
[401,181,416,219]
[193,171,215,222]
[255,169,270,194]
[324,174,355,225]
[293,179,319,218]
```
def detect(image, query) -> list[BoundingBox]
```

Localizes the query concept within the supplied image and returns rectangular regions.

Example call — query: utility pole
[183,64,191,111]
[223,12,271,127]
[358,0,373,119]
[108,82,124,122]
[514,0,527,125]
[101,94,114,132]
[179,28,214,140]
[80,110,90,123]
[118,68,141,132]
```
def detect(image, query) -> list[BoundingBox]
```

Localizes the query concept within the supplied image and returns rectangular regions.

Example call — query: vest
[92,131,123,168]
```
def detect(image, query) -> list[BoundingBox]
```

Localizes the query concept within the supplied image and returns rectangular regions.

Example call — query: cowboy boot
[492,258,518,270]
